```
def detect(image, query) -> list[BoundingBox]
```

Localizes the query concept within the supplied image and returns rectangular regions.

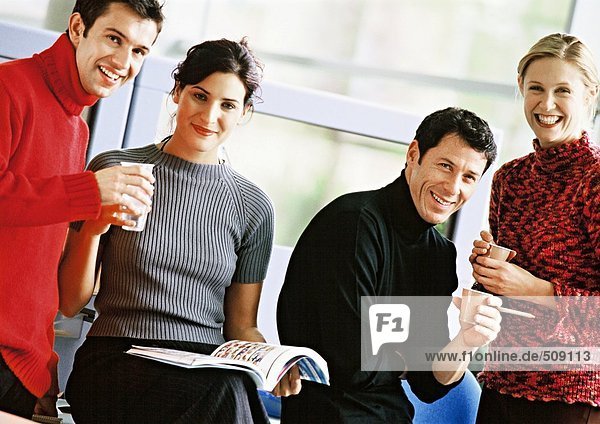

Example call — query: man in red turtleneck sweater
[0,1,164,418]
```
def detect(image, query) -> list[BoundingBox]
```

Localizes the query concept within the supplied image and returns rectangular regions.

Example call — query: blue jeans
[0,354,36,418]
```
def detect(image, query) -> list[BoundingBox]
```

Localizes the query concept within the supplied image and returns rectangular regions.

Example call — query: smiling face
[519,57,593,149]
[405,134,487,225]
[69,2,159,98]
[166,72,248,164]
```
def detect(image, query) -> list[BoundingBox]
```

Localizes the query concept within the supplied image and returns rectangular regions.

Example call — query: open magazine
[126,340,330,392]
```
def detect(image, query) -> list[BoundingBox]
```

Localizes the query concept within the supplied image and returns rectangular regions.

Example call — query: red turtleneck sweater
[479,133,600,406]
[0,34,101,398]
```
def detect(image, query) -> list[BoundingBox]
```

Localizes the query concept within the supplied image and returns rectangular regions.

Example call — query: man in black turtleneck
[277,107,501,423]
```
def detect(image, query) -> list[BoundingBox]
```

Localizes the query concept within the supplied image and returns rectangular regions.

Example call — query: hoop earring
[218,145,231,165]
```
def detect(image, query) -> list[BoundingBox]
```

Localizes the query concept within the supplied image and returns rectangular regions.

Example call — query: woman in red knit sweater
[471,33,600,423]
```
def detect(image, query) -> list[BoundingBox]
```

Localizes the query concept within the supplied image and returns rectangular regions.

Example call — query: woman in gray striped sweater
[58,38,300,423]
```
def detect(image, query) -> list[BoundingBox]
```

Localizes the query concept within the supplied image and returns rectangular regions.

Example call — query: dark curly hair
[171,37,264,109]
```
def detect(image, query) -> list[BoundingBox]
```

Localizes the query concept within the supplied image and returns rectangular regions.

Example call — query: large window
[1,0,584,248]
[4,0,576,163]
[155,0,574,163]
[226,116,408,245]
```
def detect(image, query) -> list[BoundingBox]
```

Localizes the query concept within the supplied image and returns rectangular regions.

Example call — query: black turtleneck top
[277,170,460,422]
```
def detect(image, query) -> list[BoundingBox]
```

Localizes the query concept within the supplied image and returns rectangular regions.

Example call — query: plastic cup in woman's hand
[485,243,515,261]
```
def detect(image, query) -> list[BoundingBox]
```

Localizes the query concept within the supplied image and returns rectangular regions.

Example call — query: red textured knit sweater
[0,34,101,398]
[478,133,600,406]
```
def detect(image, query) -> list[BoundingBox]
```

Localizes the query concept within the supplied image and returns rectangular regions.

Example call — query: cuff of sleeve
[406,371,463,403]
[62,171,101,220]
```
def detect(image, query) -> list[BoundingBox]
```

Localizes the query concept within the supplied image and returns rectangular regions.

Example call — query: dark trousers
[0,354,36,418]
[66,337,269,424]
[477,387,600,424]
[281,381,413,424]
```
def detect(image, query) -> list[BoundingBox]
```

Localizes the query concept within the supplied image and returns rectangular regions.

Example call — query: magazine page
[126,345,266,388]
[211,340,292,376]
[211,340,330,389]
[127,341,330,392]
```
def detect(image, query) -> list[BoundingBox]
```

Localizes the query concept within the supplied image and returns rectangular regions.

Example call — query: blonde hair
[518,33,600,120]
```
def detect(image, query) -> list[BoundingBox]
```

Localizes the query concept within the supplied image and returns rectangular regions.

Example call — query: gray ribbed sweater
[81,144,274,345]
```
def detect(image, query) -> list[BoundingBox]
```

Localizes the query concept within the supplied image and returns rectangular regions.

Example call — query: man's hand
[94,165,155,213]
[271,365,302,397]
[434,295,503,385]
[459,295,502,348]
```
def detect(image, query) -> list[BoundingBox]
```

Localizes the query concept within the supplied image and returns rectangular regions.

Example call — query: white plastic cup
[120,162,154,232]
[459,287,491,325]
[485,243,515,261]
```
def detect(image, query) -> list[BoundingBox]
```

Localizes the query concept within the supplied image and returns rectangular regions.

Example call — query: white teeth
[432,193,452,206]
[99,66,119,81]
[537,114,559,125]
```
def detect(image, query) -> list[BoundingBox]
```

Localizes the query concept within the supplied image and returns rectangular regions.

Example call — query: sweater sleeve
[548,172,600,346]
[232,183,275,283]
[0,79,101,226]
[554,170,600,297]
[588,170,600,263]
[404,242,462,403]
[278,205,387,390]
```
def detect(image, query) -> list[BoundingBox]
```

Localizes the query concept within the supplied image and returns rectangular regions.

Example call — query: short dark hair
[413,107,497,173]
[171,38,264,109]
[72,0,164,38]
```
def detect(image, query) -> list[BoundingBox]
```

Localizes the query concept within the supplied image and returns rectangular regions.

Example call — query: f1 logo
[369,304,410,355]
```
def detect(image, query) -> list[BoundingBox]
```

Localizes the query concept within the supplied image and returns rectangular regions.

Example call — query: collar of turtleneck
[385,170,434,243]
[532,131,595,174]
[147,143,231,181]
[35,33,99,116]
